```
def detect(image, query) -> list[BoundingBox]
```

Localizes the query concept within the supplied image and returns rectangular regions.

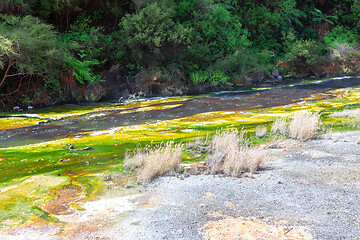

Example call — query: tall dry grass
[330,108,360,121]
[289,111,320,141]
[255,125,267,138]
[271,118,288,136]
[124,141,183,184]
[205,129,264,176]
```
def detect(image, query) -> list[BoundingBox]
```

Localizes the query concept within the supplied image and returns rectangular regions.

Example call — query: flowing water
[1,76,360,148]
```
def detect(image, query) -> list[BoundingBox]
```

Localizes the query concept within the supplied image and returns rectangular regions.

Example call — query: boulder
[84,82,104,102]
[102,65,131,100]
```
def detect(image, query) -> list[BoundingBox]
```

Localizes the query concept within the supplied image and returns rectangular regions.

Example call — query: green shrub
[120,1,191,67]
[282,33,327,75]
[60,16,113,83]
[323,25,359,48]
[189,69,229,86]
[214,49,275,81]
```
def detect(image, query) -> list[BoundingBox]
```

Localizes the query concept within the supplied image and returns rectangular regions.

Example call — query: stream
[1,76,360,148]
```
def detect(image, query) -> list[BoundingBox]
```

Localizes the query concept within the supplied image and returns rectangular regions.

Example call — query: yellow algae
[35,96,190,120]
[0,175,68,227]
[0,175,67,200]
[0,118,45,130]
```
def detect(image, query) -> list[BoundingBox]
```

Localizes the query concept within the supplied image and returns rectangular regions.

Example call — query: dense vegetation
[1,0,360,106]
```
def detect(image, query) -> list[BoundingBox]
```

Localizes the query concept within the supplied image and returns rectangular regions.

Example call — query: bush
[205,129,264,176]
[124,141,183,184]
[189,69,230,86]
[282,34,328,76]
[323,25,359,48]
[120,2,191,67]
[289,111,320,141]
[214,48,275,82]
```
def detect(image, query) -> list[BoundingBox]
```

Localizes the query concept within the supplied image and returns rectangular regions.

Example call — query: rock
[13,106,20,110]
[271,69,279,78]
[277,75,283,80]
[84,82,104,102]
[27,106,34,110]
[102,65,132,100]
[102,174,112,181]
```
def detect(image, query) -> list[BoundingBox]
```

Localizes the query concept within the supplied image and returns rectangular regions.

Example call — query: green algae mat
[0,80,359,230]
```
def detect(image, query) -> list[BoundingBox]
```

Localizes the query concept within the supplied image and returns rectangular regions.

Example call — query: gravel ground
[1,132,359,240]
[112,132,360,240]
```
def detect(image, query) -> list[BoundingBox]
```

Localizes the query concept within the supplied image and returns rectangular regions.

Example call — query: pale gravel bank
[112,131,360,240]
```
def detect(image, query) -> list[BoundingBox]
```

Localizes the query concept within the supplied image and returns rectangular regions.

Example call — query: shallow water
[1,76,360,148]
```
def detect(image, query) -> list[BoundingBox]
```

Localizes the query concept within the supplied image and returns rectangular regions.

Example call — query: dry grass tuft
[205,129,264,176]
[255,125,267,138]
[186,134,210,152]
[330,108,360,121]
[271,118,288,136]
[289,111,320,141]
[124,141,183,184]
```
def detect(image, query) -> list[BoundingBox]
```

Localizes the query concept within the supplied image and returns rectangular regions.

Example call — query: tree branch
[0,76,24,97]
[0,60,16,89]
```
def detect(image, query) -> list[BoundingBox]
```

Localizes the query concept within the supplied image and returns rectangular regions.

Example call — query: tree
[0,14,69,104]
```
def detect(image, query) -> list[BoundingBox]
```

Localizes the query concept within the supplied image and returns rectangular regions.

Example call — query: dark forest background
[1,0,360,106]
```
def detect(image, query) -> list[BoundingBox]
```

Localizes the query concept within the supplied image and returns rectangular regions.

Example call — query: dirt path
[1,131,360,239]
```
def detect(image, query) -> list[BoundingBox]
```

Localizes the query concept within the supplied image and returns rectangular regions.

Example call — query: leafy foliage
[189,69,229,86]
[120,2,191,67]
[2,0,360,105]
[0,14,68,76]
[282,33,327,75]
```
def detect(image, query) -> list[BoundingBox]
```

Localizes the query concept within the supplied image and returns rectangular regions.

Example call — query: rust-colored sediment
[203,217,313,240]
[41,188,82,215]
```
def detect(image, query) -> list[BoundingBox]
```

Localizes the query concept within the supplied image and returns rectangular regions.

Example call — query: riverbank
[1,131,359,239]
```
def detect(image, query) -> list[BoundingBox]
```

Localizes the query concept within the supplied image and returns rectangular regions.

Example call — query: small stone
[27,106,34,110]
[102,174,112,181]
[85,161,90,165]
